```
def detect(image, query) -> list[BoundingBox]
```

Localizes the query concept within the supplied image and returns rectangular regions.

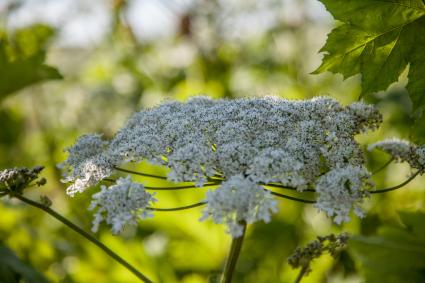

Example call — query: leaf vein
[371,0,425,11]
[326,16,422,72]
[364,26,404,93]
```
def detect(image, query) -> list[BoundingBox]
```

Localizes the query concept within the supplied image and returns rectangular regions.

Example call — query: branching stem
[144,184,218,190]
[114,166,168,180]
[11,193,153,283]
[268,170,421,196]
[113,166,222,183]
[267,190,316,204]
[104,178,220,190]
[371,171,421,194]
[265,183,316,192]
[147,201,206,211]
[371,158,394,175]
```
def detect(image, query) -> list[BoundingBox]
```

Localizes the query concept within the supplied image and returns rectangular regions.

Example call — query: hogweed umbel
[57,96,425,283]
[59,96,404,236]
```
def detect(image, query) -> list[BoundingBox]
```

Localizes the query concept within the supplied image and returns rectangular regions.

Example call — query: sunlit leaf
[0,24,62,101]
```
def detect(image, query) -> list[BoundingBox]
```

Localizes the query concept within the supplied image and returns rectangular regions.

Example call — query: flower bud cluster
[0,166,45,195]
[288,233,349,273]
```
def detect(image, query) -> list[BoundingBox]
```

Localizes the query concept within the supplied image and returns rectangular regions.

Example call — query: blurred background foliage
[0,0,424,282]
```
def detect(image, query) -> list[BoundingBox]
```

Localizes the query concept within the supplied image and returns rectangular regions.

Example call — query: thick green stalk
[12,194,153,283]
[220,221,247,283]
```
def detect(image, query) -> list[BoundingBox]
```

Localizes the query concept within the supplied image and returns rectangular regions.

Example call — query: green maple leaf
[314,0,425,112]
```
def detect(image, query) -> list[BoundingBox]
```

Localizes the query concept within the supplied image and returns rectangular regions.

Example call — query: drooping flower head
[369,138,425,171]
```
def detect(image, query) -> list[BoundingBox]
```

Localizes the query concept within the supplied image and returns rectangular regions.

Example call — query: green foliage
[349,212,425,283]
[1,2,424,282]
[236,220,297,282]
[315,0,425,113]
[0,244,51,283]
[0,24,62,101]
[412,118,425,143]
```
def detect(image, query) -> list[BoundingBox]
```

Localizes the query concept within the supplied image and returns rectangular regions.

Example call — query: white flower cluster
[108,96,381,184]
[315,166,374,224]
[89,176,157,234]
[369,138,425,171]
[60,96,384,235]
[58,134,114,196]
[201,175,277,237]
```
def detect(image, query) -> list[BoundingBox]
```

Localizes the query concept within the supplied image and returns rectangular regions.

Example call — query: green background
[1,1,424,282]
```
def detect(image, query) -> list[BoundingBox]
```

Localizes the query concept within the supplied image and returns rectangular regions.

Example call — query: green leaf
[315,0,425,112]
[0,24,62,101]
[349,212,425,283]
[411,115,425,143]
[0,245,51,283]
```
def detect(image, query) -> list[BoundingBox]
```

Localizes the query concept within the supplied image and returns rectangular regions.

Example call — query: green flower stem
[371,171,420,194]
[220,221,247,283]
[144,184,219,190]
[12,193,153,283]
[371,158,394,175]
[147,201,206,211]
[293,265,309,283]
[113,166,223,183]
[265,183,316,192]
[268,170,420,196]
[114,166,168,180]
[267,190,316,204]
[104,178,220,190]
